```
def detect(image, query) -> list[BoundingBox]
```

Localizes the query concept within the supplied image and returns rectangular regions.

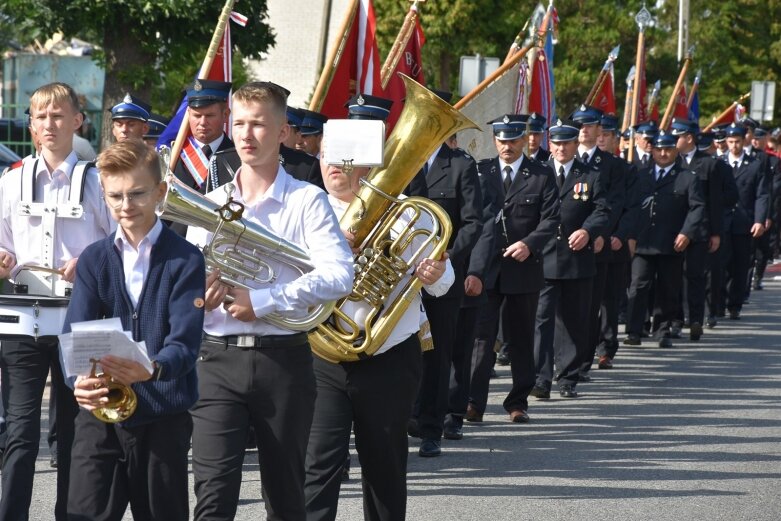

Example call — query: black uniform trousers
[67,410,192,521]
[192,341,316,521]
[535,277,593,389]
[445,304,481,429]
[681,241,709,325]
[597,259,629,360]
[706,244,725,319]
[722,233,753,313]
[627,254,684,337]
[469,291,538,414]
[304,335,422,521]
[416,297,460,441]
[752,233,772,286]
[582,262,608,374]
[0,335,77,521]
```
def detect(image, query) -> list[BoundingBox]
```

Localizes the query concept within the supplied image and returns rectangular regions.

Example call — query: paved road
[22,280,781,520]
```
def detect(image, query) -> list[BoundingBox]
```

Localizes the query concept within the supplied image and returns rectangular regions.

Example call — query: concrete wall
[246,0,353,109]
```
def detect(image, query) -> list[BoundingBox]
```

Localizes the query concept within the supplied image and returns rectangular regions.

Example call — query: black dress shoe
[669,325,682,339]
[658,337,673,348]
[465,405,483,423]
[623,335,641,346]
[443,425,463,440]
[729,310,740,320]
[706,316,718,328]
[407,418,421,438]
[496,353,510,366]
[509,410,530,423]
[598,355,613,369]
[559,385,578,398]
[419,439,441,457]
[529,386,550,399]
[50,455,58,469]
[690,322,703,341]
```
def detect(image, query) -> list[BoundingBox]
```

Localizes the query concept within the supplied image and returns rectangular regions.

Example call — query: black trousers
[752,233,772,284]
[445,304,481,428]
[597,260,629,360]
[67,410,192,521]
[416,297,461,441]
[582,263,608,374]
[470,291,539,414]
[0,335,77,521]
[706,243,725,318]
[722,233,752,313]
[535,277,593,389]
[627,254,684,337]
[304,335,422,521]
[192,341,316,521]
[682,241,709,325]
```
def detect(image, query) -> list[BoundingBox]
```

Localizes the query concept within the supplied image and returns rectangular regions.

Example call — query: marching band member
[64,139,205,520]
[188,81,353,521]
[0,82,113,521]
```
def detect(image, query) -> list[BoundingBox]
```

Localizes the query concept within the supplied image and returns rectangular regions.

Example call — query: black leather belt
[203,332,308,350]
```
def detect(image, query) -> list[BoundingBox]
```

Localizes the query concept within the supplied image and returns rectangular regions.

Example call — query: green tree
[0,0,274,144]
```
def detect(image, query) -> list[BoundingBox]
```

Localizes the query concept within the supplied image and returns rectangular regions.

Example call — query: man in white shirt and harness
[188,82,354,521]
[0,82,113,521]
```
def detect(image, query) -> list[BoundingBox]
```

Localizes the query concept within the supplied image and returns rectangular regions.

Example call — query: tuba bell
[308,75,480,363]
[156,151,335,331]
[88,359,137,423]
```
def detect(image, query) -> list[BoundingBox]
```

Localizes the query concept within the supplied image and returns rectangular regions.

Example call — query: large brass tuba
[308,75,480,363]
[157,151,335,331]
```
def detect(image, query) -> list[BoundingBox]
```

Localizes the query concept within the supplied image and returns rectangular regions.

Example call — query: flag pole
[310,0,360,111]
[659,46,694,130]
[627,5,651,164]
[686,69,701,109]
[702,92,751,132]
[380,1,425,90]
[621,67,635,133]
[585,45,620,107]
[169,0,237,171]
[454,44,532,110]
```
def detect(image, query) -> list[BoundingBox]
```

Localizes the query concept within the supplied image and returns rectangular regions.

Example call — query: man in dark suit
[671,118,736,339]
[109,93,151,143]
[624,130,706,348]
[720,122,769,319]
[595,115,641,369]
[630,121,659,169]
[531,119,610,399]
[570,106,625,380]
[414,112,482,457]
[527,112,551,162]
[297,109,328,158]
[467,114,559,423]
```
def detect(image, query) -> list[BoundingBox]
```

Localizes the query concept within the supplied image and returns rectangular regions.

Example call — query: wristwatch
[150,360,163,381]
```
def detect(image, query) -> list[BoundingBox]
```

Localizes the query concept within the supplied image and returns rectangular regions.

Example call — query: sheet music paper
[58,318,153,378]
[323,120,385,166]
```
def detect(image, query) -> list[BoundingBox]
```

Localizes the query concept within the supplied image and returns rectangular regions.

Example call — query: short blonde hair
[97,139,162,183]
[232,82,288,121]
[29,82,81,114]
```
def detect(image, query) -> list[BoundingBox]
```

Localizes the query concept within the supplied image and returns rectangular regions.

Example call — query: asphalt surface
[19,279,781,520]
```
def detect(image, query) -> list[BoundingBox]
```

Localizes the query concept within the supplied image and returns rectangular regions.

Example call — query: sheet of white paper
[324,119,385,166]
[71,317,123,332]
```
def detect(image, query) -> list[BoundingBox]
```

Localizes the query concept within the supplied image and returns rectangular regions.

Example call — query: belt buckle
[236,335,255,349]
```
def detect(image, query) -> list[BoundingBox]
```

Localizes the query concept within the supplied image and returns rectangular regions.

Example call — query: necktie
[202,144,213,159]
[557,165,565,189]
[733,160,739,173]
[581,152,589,163]
[642,154,649,166]
[657,168,666,182]
[503,165,513,192]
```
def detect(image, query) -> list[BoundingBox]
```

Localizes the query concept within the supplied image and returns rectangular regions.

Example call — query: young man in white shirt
[0,82,113,521]
[189,82,354,521]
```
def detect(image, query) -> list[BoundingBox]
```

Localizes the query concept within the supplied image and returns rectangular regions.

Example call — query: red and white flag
[383,6,425,131]
[317,0,383,119]
[592,63,616,114]
[672,83,689,121]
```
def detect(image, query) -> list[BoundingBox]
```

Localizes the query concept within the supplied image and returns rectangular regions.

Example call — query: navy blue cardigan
[63,224,206,426]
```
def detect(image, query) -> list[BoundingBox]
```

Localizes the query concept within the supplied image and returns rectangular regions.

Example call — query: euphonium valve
[88,359,138,424]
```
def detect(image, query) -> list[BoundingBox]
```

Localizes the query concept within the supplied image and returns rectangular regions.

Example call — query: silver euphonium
[156,147,335,331]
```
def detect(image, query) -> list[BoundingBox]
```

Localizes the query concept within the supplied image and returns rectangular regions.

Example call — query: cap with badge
[287,107,305,129]
[488,114,529,141]
[670,118,699,136]
[345,94,393,121]
[697,131,715,151]
[570,104,604,125]
[186,79,233,108]
[600,114,620,132]
[548,118,582,142]
[633,120,659,138]
[753,127,768,138]
[299,109,329,136]
[110,93,151,122]
[740,117,759,130]
[144,113,170,139]
[527,112,547,133]
[725,122,747,138]
[712,124,728,143]
[652,129,677,148]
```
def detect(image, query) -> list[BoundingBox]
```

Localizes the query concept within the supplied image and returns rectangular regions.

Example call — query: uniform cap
[299,109,328,136]
[548,118,581,142]
[186,79,233,108]
[569,104,604,125]
[345,94,393,121]
[110,93,151,122]
[488,114,529,141]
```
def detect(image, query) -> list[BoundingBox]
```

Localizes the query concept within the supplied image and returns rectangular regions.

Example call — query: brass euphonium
[156,148,335,331]
[308,75,480,363]
[88,359,137,423]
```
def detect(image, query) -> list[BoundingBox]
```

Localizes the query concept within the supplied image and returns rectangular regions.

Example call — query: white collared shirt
[188,165,354,336]
[195,134,225,155]
[553,159,575,179]
[326,194,454,355]
[636,146,650,163]
[577,145,597,163]
[0,151,114,278]
[683,149,696,165]
[426,145,443,171]
[114,218,163,307]
[499,155,525,184]
[728,152,745,167]
[654,164,671,181]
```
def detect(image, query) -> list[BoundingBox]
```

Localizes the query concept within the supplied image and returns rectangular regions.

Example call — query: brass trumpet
[88,358,137,423]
